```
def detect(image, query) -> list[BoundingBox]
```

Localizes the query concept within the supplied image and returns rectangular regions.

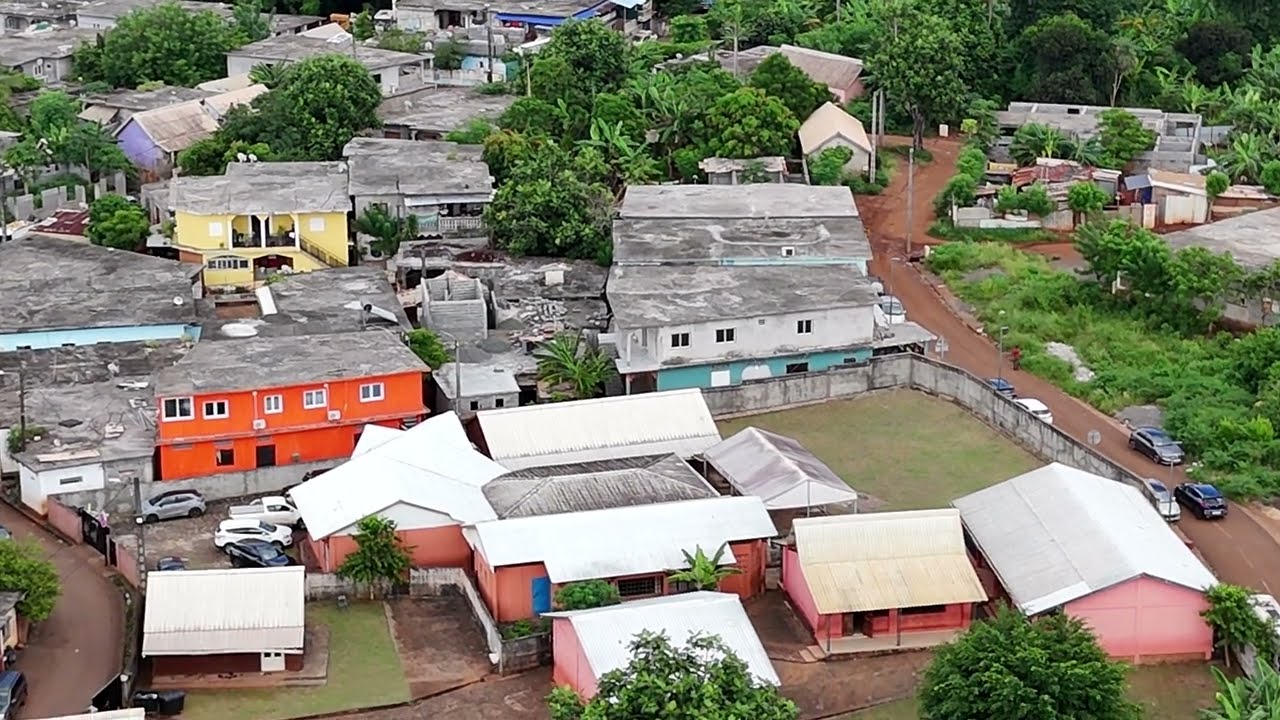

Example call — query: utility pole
[905,147,916,257]
[835,0,841,22]
[16,361,25,451]
[131,474,146,592]
[484,4,494,84]
[868,89,880,182]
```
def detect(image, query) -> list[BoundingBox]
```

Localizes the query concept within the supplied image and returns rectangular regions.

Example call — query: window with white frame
[796,319,813,334]
[202,400,229,419]
[207,257,249,270]
[263,394,283,414]
[161,397,194,421]
[308,217,325,232]
[670,332,690,348]
[359,382,385,402]
[715,327,736,343]
[58,476,84,486]
[303,389,327,409]
[208,221,224,236]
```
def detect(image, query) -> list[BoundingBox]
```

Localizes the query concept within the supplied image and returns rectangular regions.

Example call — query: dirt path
[859,137,1280,595]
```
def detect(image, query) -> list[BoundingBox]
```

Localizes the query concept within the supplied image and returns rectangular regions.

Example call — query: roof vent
[58,418,82,428]
[221,322,259,338]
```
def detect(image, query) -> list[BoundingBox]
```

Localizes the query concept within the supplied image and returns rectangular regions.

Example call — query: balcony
[231,231,298,249]
[420,215,487,235]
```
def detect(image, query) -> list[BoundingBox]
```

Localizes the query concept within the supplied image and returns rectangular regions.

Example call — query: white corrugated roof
[465,496,775,583]
[142,567,304,656]
[292,412,502,538]
[793,510,986,613]
[953,463,1217,615]
[352,424,405,457]
[546,592,779,686]
[475,389,721,470]
[705,427,857,509]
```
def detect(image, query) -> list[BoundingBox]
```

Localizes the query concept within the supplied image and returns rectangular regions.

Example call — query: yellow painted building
[169,161,353,289]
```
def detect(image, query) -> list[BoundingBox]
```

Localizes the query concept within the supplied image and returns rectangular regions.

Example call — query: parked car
[131,689,185,717]
[140,490,206,523]
[0,526,12,541]
[283,468,333,503]
[225,539,294,569]
[1141,478,1181,522]
[987,377,1016,398]
[1128,426,1185,465]
[867,275,885,296]
[154,556,187,572]
[228,496,303,529]
[1014,398,1054,425]
[0,670,27,719]
[879,295,907,325]
[1174,482,1227,520]
[213,519,293,549]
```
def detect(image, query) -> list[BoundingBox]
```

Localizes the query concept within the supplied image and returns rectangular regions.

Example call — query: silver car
[140,490,206,523]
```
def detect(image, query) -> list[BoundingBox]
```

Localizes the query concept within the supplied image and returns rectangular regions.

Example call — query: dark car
[155,556,187,572]
[987,377,1016,398]
[225,539,294,569]
[1174,482,1227,520]
[131,689,186,716]
[1128,426,1185,465]
[0,671,27,719]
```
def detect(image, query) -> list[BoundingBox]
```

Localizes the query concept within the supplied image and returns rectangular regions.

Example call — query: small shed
[954,463,1217,663]
[799,102,872,176]
[434,362,521,416]
[1123,169,1209,226]
[547,592,779,699]
[782,510,986,654]
[142,566,305,676]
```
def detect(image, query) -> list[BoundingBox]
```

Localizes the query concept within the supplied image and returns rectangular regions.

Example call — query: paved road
[0,502,124,718]
[859,137,1280,595]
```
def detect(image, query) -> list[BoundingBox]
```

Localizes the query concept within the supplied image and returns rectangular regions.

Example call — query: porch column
[890,609,901,647]
[257,214,267,247]
[291,212,301,248]
[225,217,233,250]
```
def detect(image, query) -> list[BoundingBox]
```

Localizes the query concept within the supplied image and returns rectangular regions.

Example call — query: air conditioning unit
[327,410,342,421]
[252,418,266,430]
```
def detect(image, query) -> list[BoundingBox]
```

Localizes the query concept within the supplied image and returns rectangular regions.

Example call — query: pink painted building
[547,592,779,699]
[954,463,1218,664]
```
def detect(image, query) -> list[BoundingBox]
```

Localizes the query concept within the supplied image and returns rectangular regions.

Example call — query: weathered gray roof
[123,100,219,153]
[153,330,427,395]
[435,362,520,399]
[1162,206,1280,271]
[704,427,857,510]
[619,184,859,220]
[378,86,516,133]
[612,216,871,265]
[606,264,879,328]
[342,138,493,198]
[4,381,157,469]
[82,86,213,114]
[170,161,352,215]
[0,341,192,390]
[484,454,717,519]
[0,234,202,334]
[778,44,863,90]
[0,28,92,66]
[228,34,426,71]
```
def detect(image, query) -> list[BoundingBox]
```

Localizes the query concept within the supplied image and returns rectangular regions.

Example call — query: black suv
[225,539,294,569]
[1174,482,1228,520]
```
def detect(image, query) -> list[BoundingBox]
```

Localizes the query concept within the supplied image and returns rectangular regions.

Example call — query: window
[263,394,283,414]
[58,476,84,486]
[494,398,505,408]
[359,383,385,402]
[215,448,235,466]
[796,319,813,334]
[781,246,796,257]
[208,257,249,270]
[785,362,810,375]
[208,221,224,236]
[715,328,736,343]
[469,400,480,411]
[161,397,194,421]
[902,604,948,615]
[308,217,326,232]
[202,400,229,419]
[616,576,660,598]
[670,332,690,348]
[303,389,327,409]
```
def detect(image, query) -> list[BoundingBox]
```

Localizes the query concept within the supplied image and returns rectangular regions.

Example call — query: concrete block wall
[424,298,488,340]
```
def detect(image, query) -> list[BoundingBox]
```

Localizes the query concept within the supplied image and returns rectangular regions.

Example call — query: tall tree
[1096,108,1156,169]
[546,631,798,720]
[538,19,630,99]
[0,541,60,622]
[869,4,968,150]
[336,516,410,599]
[485,167,613,262]
[87,195,150,250]
[74,3,238,88]
[1174,19,1253,89]
[231,0,272,44]
[695,87,799,159]
[1016,13,1116,105]
[7,91,128,179]
[749,54,833,122]
[919,607,1140,720]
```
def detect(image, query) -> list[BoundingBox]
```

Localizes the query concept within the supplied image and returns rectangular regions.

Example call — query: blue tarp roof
[496,0,605,23]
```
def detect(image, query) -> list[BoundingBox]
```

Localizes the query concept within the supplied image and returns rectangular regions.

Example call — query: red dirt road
[859,137,1280,594]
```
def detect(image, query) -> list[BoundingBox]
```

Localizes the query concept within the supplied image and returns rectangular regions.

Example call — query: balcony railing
[231,232,298,249]
[422,215,486,233]
[299,237,346,268]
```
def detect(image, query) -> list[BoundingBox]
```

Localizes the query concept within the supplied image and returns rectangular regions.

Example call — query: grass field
[717,389,1040,509]
[845,664,1221,720]
[180,602,410,720]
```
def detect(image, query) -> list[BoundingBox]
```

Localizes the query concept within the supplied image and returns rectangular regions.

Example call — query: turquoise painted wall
[655,347,874,391]
[0,323,203,351]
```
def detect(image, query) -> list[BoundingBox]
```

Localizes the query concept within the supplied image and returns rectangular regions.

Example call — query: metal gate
[79,509,112,559]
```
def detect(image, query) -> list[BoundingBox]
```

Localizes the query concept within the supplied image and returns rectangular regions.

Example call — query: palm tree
[249,62,290,89]
[534,333,614,401]
[668,544,742,591]
[354,206,419,258]
[1217,132,1276,183]
[1009,123,1071,166]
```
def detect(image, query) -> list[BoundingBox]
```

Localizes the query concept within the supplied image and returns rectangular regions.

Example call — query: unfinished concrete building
[996,103,1204,172]
[422,271,487,341]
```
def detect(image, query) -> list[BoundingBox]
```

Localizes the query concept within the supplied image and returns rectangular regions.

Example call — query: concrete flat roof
[613,216,871,264]
[207,267,412,340]
[378,86,515,133]
[342,138,493,198]
[4,381,157,469]
[228,34,425,71]
[619,184,859,220]
[0,28,93,65]
[1163,207,1280,270]
[170,161,351,215]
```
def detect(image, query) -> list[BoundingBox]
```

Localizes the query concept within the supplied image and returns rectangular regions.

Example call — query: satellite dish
[172,296,185,306]
[221,322,259,338]
[236,152,247,162]
[248,153,258,162]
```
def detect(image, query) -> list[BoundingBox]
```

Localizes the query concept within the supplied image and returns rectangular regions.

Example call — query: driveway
[859,137,1280,595]
[0,502,124,718]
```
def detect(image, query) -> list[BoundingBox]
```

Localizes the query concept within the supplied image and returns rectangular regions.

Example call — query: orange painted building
[152,332,429,480]
[463,496,777,623]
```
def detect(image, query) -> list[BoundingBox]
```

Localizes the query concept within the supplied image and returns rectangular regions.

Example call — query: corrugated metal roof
[475,389,721,470]
[203,83,268,117]
[793,510,986,614]
[292,412,502,538]
[352,424,406,457]
[545,592,779,686]
[142,567,304,656]
[798,101,872,156]
[705,427,857,509]
[465,496,775,583]
[953,463,1217,615]
[779,45,863,90]
[125,100,219,154]
[484,453,717,518]
[78,104,118,125]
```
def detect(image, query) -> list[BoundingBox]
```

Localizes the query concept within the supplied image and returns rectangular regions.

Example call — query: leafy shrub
[955,146,989,181]
[555,580,620,610]
[933,174,978,215]
[808,146,853,186]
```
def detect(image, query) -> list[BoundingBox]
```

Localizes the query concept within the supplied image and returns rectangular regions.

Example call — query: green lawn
[843,664,1221,720]
[179,602,410,720]
[718,390,1040,509]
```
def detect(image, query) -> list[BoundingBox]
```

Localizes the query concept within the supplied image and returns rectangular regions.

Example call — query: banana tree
[534,332,614,401]
[667,543,742,591]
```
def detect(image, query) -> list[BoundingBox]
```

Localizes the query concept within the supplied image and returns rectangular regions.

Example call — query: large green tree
[868,4,967,150]
[0,541,60,622]
[538,19,630,99]
[546,631,798,720]
[5,91,128,179]
[1203,583,1277,669]
[919,607,1140,720]
[1016,13,1117,105]
[749,54,832,122]
[1097,108,1157,170]
[86,195,150,250]
[74,3,238,88]
[694,87,799,159]
[485,168,613,263]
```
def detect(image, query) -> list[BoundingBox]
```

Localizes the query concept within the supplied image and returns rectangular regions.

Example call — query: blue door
[531,576,552,615]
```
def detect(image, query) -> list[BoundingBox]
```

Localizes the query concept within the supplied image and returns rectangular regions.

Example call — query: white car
[1014,398,1054,425]
[879,295,907,325]
[214,518,293,549]
[228,496,303,528]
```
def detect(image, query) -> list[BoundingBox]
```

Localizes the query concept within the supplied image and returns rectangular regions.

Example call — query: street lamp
[996,321,1009,381]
